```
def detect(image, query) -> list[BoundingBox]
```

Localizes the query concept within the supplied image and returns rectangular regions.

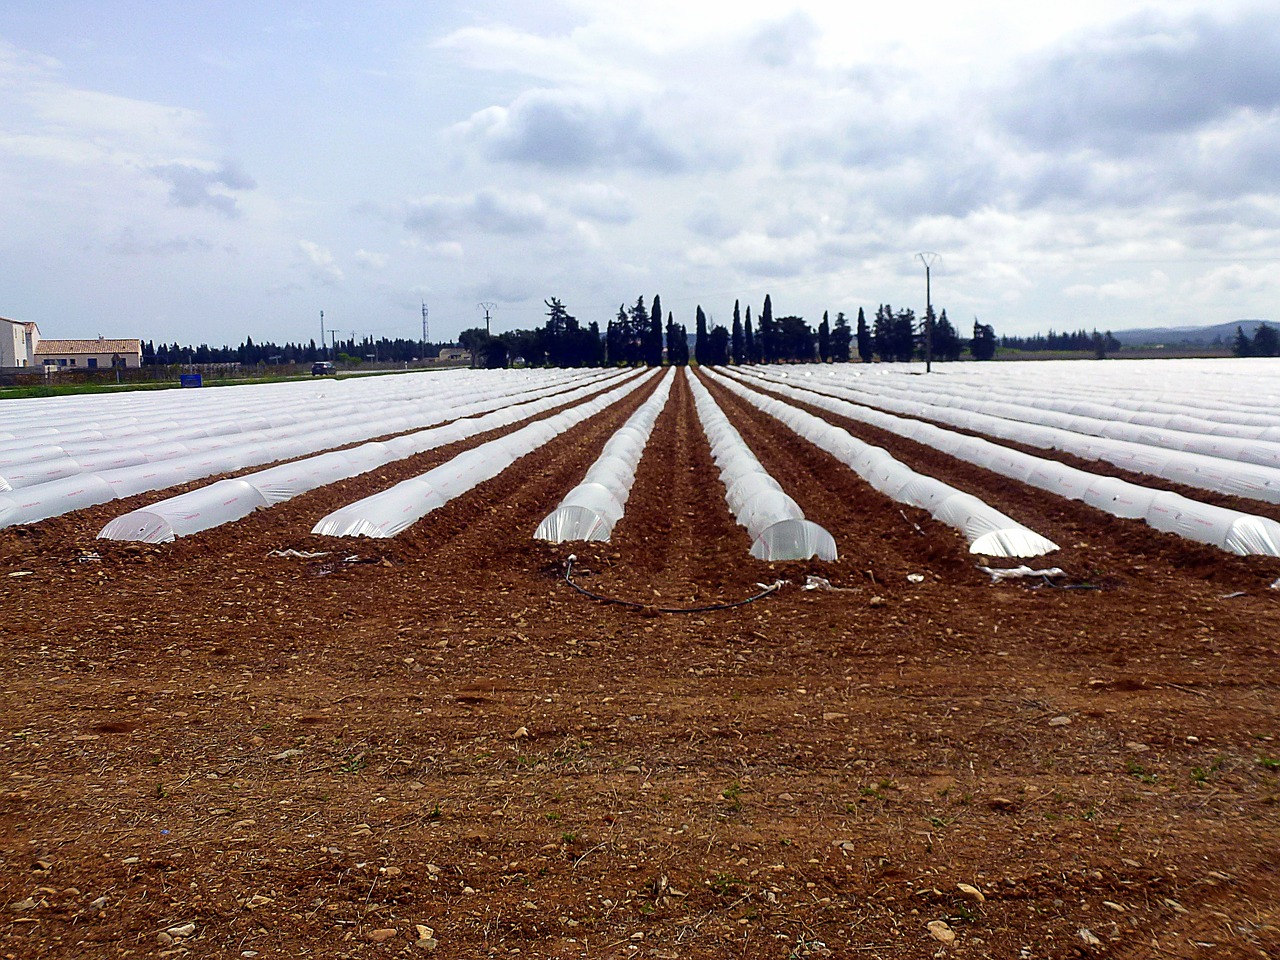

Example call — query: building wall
[38,350,142,370]
[0,321,37,367]
[0,324,19,366]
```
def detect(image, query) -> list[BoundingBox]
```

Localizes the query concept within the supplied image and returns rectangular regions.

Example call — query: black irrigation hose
[562,555,782,614]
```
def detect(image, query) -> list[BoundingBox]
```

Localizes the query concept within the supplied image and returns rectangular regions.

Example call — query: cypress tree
[832,311,852,362]
[760,294,775,363]
[731,300,744,364]
[695,306,708,365]
[647,294,664,366]
[855,307,872,362]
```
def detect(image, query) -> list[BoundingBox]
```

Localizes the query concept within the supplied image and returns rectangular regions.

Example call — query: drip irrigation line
[562,555,783,614]
[1040,577,1102,590]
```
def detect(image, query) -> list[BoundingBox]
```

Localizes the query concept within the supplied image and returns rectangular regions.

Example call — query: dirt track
[2,368,1278,959]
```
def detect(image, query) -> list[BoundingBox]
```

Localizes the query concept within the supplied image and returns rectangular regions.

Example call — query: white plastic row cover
[784,367,1280,476]
[6,370,608,530]
[1,368,604,493]
[708,369,1058,559]
[311,371,657,539]
[98,370,636,543]
[868,358,1280,428]
[737,369,1280,558]
[865,368,1280,442]
[534,369,675,542]
[0,367,498,456]
[685,369,836,561]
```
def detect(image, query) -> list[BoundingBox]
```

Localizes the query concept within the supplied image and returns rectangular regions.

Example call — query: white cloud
[454,89,689,172]
[150,161,256,217]
[1064,270,1170,300]
[9,3,1280,345]
[434,25,658,93]
[563,183,634,224]
[402,238,466,259]
[354,249,389,270]
[746,11,822,68]
[298,240,343,284]
[404,188,551,236]
[999,9,1280,152]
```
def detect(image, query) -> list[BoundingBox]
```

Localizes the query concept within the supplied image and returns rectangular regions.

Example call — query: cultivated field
[2,365,1278,959]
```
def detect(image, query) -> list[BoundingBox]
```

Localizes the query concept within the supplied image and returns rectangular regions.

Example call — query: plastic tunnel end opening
[970,529,1060,560]
[750,519,839,562]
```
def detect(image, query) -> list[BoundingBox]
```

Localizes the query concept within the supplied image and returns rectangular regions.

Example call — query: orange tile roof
[35,339,142,355]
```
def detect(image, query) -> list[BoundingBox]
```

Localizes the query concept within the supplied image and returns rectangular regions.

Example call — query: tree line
[142,337,451,366]
[999,328,1122,357]
[458,294,998,368]
[1232,324,1279,357]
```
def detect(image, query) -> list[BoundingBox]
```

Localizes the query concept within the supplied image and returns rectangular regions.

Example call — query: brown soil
[1,369,1278,959]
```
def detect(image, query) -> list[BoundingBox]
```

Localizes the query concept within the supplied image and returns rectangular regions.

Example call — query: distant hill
[1110,320,1270,347]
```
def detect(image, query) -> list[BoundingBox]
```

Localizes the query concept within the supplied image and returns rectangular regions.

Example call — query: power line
[477,301,497,335]
[916,252,940,373]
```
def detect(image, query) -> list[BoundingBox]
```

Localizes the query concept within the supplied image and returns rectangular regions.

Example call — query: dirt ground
[1,368,1278,959]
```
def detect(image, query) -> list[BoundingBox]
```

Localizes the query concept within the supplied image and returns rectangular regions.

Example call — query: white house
[0,317,40,367]
[35,337,143,370]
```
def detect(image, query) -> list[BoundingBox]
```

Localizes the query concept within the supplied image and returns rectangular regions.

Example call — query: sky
[3,0,1279,347]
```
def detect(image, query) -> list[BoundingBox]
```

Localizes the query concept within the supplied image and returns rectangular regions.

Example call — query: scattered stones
[1079,928,1102,946]
[367,928,397,942]
[272,749,303,760]
[868,596,887,608]
[1102,900,1125,912]
[513,726,529,739]
[957,882,986,903]
[988,796,1016,811]
[927,919,956,944]
[1048,716,1071,727]
[167,922,196,938]
[10,898,37,912]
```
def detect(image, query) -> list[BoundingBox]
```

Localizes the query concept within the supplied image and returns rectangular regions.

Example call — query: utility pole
[320,310,325,360]
[478,301,496,335]
[916,252,940,373]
